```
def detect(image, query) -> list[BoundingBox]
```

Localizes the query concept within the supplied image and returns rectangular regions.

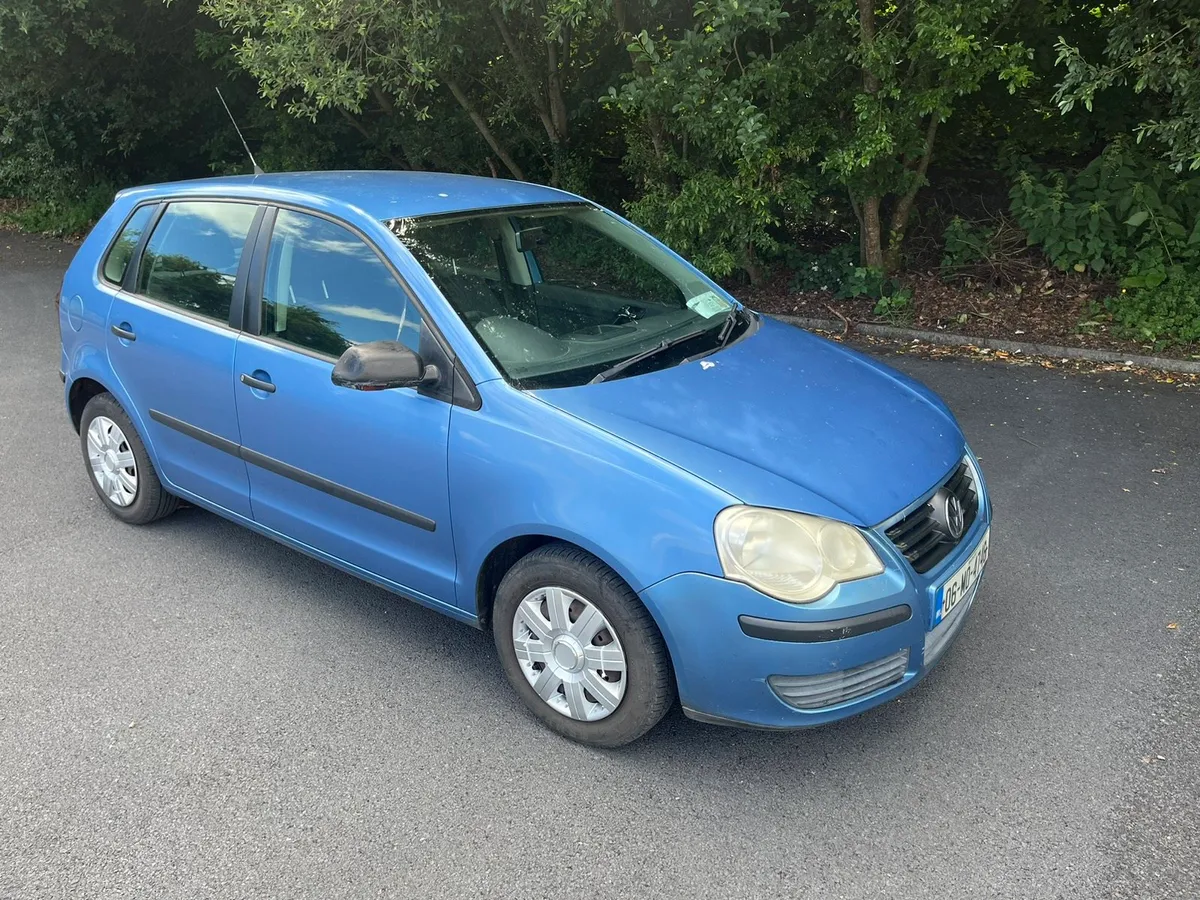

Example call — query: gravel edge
[774,315,1200,375]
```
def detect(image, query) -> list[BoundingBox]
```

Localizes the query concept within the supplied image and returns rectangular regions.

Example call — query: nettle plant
[1010,144,1200,284]
[1011,144,1200,345]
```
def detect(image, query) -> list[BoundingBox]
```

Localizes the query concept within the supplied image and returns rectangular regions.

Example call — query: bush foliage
[0,0,1197,340]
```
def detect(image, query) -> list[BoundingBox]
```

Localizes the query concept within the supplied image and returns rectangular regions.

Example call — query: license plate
[934,528,989,627]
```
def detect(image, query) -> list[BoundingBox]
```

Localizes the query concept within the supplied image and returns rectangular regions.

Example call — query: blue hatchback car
[59,172,991,746]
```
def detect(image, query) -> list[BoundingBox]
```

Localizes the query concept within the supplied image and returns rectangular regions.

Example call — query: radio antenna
[216,87,264,176]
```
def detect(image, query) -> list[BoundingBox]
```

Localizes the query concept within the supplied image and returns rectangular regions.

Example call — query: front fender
[449,381,735,614]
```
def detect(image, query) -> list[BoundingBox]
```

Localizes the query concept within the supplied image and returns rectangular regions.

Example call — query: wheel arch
[65,370,165,481]
[472,531,658,634]
[68,376,111,432]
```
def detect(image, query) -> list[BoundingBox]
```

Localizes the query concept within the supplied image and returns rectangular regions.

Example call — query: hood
[533,317,963,526]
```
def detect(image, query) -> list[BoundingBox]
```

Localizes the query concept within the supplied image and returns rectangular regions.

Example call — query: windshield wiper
[682,306,749,364]
[588,330,707,384]
[715,305,747,348]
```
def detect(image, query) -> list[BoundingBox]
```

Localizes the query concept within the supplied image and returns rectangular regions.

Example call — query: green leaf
[1126,210,1150,227]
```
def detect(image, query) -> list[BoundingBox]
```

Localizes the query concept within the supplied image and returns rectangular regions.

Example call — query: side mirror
[331,340,439,391]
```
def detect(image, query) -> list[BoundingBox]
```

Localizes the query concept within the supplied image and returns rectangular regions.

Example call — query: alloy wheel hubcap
[86,416,138,507]
[512,586,627,722]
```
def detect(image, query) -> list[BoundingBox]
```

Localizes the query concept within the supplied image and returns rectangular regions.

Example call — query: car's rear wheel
[79,393,178,525]
[493,543,675,747]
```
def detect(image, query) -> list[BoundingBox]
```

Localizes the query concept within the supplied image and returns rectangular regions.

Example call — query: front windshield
[389,204,745,388]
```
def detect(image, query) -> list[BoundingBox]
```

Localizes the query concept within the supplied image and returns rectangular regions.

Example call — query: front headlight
[714,506,884,603]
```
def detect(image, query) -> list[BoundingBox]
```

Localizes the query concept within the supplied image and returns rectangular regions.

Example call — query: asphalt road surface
[1,231,1196,900]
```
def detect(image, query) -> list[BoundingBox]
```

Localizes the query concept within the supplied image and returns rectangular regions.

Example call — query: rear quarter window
[101,205,156,285]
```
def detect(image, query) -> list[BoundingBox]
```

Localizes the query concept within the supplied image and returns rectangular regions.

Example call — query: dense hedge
[2,0,1198,340]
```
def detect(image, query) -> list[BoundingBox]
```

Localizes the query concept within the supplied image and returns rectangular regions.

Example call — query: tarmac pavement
[1,230,1196,899]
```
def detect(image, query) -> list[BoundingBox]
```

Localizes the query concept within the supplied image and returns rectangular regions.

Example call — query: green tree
[0,0,219,196]
[1054,0,1200,173]
[198,0,642,183]
[608,0,818,283]
[816,0,1033,271]
[613,0,1033,277]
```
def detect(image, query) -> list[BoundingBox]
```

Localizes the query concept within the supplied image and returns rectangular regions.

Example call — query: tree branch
[370,86,395,116]
[489,6,558,145]
[885,114,940,270]
[445,77,526,180]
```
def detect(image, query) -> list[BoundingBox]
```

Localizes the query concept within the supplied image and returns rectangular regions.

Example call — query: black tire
[79,392,179,525]
[493,542,675,747]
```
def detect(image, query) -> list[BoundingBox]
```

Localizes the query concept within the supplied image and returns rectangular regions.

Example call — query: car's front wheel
[79,392,178,525]
[493,543,675,747]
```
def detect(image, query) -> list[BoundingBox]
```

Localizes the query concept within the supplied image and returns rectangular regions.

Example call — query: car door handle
[111,323,136,342]
[240,373,276,394]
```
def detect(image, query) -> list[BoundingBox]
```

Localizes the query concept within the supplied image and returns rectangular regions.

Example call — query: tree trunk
[445,78,526,180]
[857,0,879,92]
[613,0,629,36]
[856,0,883,268]
[743,255,764,286]
[884,116,940,272]
[862,195,884,269]
[848,193,867,265]
[546,40,569,143]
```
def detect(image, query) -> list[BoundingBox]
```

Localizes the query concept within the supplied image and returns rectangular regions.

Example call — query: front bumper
[640,491,992,730]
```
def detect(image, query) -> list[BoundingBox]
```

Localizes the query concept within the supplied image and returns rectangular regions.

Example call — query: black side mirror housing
[331,341,439,391]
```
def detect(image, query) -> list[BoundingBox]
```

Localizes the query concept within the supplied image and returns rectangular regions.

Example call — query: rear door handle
[111,323,136,342]
[240,373,276,394]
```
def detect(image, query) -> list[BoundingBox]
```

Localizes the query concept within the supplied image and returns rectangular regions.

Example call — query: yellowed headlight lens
[715,506,884,603]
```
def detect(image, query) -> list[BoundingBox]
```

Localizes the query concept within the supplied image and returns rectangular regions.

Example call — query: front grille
[768,650,909,710]
[885,460,978,574]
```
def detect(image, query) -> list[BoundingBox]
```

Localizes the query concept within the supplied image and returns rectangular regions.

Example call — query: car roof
[117,171,583,221]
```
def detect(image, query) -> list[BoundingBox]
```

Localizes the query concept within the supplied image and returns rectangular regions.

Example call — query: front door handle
[240,372,276,394]
[111,323,136,342]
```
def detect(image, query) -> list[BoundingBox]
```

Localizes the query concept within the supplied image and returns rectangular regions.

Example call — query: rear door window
[135,201,258,322]
[101,204,156,285]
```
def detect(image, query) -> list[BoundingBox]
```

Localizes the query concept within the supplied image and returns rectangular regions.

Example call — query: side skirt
[162,482,480,628]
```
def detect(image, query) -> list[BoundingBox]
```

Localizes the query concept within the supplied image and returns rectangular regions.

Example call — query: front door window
[261,210,423,357]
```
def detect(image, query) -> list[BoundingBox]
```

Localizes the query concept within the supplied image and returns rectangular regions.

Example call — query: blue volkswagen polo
[59,172,991,746]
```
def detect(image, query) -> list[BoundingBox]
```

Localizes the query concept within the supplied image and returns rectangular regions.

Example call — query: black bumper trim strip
[738,604,912,643]
[148,408,436,532]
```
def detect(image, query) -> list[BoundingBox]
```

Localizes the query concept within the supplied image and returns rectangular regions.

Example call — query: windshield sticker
[686,290,732,319]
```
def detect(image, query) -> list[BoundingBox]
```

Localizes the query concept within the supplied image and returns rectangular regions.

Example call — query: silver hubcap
[512,586,627,722]
[86,416,137,507]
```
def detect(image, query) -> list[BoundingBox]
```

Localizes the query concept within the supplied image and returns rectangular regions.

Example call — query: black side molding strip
[738,604,912,644]
[148,409,436,532]
[238,446,436,531]
[150,409,240,455]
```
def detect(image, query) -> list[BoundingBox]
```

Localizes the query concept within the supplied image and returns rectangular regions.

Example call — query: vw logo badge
[946,494,965,539]
[931,489,966,541]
